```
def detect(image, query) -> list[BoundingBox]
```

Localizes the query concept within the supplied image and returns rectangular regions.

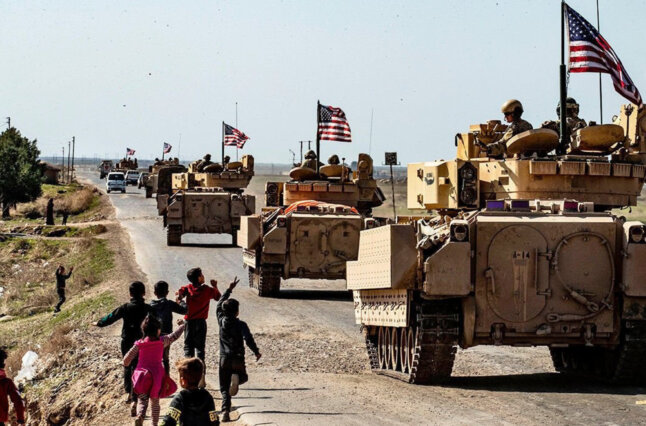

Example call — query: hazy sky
[2,0,645,164]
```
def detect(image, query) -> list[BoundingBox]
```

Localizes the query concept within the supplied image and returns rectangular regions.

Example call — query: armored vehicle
[98,160,113,179]
[145,160,186,199]
[164,155,255,246]
[347,105,646,384]
[238,153,386,297]
[113,158,138,172]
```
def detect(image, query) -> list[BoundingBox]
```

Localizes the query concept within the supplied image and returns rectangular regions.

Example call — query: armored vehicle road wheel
[248,268,259,289]
[167,225,182,246]
[145,187,153,198]
[550,320,646,384]
[257,266,281,297]
[365,299,460,384]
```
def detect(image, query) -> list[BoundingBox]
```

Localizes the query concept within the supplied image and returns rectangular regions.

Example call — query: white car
[106,172,126,193]
[125,170,140,186]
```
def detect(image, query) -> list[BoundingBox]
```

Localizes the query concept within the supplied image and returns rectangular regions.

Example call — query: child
[175,268,221,363]
[150,281,187,374]
[0,349,25,426]
[96,281,153,406]
[216,277,261,422]
[124,315,185,426]
[54,265,73,313]
[160,358,219,426]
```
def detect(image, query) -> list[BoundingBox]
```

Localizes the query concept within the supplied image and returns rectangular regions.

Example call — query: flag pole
[558,1,568,154]
[161,143,165,161]
[316,100,321,176]
[222,121,225,164]
[235,102,239,161]
[596,0,603,123]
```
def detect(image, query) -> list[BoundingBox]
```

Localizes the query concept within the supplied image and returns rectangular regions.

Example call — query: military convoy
[163,155,255,246]
[237,153,386,296]
[347,104,646,384]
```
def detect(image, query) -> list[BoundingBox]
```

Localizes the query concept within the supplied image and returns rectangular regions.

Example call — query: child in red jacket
[0,349,25,425]
[176,267,221,365]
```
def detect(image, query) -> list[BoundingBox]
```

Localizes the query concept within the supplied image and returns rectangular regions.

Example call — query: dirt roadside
[0,182,153,425]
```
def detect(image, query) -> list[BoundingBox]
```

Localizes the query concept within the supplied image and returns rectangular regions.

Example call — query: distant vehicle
[125,170,140,186]
[99,160,113,179]
[137,172,149,189]
[106,172,126,193]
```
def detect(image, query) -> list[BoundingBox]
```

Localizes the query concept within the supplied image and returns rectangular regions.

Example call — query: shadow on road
[445,373,646,395]
[245,387,312,391]
[277,289,352,302]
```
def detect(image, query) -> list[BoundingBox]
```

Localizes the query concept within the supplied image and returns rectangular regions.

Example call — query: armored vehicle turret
[164,155,255,246]
[238,153,386,297]
[347,105,646,384]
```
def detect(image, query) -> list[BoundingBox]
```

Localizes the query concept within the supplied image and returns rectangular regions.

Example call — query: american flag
[163,142,172,154]
[223,123,249,149]
[126,147,135,156]
[318,103,351,143]
[566,3,642,106]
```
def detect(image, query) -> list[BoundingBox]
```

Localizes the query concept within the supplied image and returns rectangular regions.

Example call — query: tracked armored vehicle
[238,153,386,297]
[98,160,113,179]
[347,105,646,384]
[164,156,255,246]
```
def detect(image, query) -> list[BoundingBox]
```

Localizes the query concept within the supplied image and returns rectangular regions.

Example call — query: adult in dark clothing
[151,280,187,373]
[95,281,152,403]
[216,278,260,422]
[54,265,73,313]
[46,198,54,225]
[176,268,221,362]
[160,358,219,426]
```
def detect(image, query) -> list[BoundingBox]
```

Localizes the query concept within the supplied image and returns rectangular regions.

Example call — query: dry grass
[16,187,96,219]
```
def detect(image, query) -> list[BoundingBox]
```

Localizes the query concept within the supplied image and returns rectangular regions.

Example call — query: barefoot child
[0,349,25,426]
[160,358,219,426]
[216,277,261,422]
[124,315,185,426]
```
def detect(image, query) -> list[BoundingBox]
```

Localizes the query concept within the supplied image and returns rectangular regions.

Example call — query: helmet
[327,154,340,165]
[304,150,317,159]
[203,153,211,160]
[556,97,580,116]
[501,99,524,116]
[224,155,230,162]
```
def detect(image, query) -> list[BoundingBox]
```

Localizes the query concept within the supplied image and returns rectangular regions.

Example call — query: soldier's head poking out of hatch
[327,154,340,165]
[501,99,524,123]
[304,150,317,160]
[557,97,580,119]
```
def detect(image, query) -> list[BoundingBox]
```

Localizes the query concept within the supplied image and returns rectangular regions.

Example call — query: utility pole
[299,140,312,164]
[67,140,71,184]
[5,117,10,129]
[61,146,65,182]
[71,136,76,182]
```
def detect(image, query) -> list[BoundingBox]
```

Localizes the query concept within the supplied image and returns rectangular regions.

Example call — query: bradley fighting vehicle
[146,159,186,199]
[237,153,386,297]
[347,105,646,384]
[164,156,255,246]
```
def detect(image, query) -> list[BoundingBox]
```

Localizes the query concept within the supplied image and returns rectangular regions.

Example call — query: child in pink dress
[124,314,185,426]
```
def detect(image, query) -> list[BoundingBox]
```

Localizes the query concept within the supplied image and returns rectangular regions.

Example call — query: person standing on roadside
[95,281,152,414]
[151,280,187,374]
[176,268,221,387]
[216,277,261,422]
[54,265,73,313]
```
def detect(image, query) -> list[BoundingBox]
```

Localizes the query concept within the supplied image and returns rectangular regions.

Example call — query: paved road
[82,170,646,426]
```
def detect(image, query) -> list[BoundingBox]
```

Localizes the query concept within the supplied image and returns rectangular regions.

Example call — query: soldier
[301,150,320,170]
[541,97,587,136]
[223,155,230,167]
[327,154,340,165]
[197,154,213,172]
[487,99,533,158]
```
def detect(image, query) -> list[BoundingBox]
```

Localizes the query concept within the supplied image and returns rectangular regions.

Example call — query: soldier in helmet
[541,97,587,137]
[327,154,340,165]
[487,99,533,158]
[223,155,230,167]
[301,150,319,170]
[197,154,213,172]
